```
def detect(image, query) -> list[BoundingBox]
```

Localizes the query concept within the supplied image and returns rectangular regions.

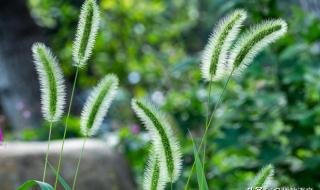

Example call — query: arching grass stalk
[32,43,66,182]
[200,9,247,170]
[71,75,118,190]
[54,67,79,190]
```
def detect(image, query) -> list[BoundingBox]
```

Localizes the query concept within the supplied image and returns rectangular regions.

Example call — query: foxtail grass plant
[248,165,275,189]
[184,10,287,189]
[54,0,100,189]
[200,8,247,173]
[132,99,182,187]
[32,43,66,182]
[72,74,119,190]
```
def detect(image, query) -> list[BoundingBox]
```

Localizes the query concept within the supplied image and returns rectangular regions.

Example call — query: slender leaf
[17,180,53,190]
[48,162,72,190]
[190,134,209,190]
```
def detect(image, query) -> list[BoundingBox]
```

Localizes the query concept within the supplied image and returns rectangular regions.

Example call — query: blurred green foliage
[27,0,320,189]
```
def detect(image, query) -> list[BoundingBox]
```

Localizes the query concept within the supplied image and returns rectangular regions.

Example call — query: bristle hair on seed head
[80,74,118,136]
[143,152,166,190]
[131,98,182,183]
[201,9,247,82]
[32,42,66,122]
[73,0,100,68]
[248,164,275,189]
[229,19,287,76]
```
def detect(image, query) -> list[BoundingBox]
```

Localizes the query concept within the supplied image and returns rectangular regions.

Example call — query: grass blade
[190,133,209,190]
[48,162,72,190]
[17,180,53,190]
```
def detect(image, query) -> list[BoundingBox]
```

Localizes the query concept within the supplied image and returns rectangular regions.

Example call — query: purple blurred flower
[131,124,140,134]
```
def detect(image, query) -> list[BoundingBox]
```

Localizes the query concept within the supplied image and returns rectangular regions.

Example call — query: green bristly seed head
[248,164,274,189]
[73,0,100,68]
[201,9,247,81]
[32,43,66,122]
[143,153,165,190]
[81,74,118,136]
[229,19,287,74]
[131,99,182,183]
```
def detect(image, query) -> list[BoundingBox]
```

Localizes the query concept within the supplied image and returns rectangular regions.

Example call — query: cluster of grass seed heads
[73,0,100,68]
[143,152,166,190]
[201,9,247,81]
[32,43,66,122]
[248,164,275,189]
[131,99,182,183]
[80,74,118,136]
[229,19,287,75]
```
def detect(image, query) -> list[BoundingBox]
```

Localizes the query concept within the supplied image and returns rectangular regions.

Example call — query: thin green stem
[72,136,87,190]
[54,67,79,190]
[184,69,234,190]
[206,70,233,128]
[42,121,53,182]
[202,75,214,170]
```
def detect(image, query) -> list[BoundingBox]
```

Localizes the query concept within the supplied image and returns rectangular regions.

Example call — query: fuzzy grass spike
[131,99,182,182]
[229,19,287,75]
[143,153,166,190]
[32,43,66,122]
[201,9,247,81]
[248,164,275,189]
[80,74,118,136]
[73,0,100,68]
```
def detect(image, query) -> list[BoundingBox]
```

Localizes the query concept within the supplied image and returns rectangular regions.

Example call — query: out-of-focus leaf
[190,133,209,190]
[279,43,308,61]
[17,180,53,190]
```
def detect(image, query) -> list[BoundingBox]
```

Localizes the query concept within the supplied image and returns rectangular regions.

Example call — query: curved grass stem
[184,69,234,190]
[72,136,87,190]
[54,67,79,190]
[42,121,53,182]
[201,74,214,171]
